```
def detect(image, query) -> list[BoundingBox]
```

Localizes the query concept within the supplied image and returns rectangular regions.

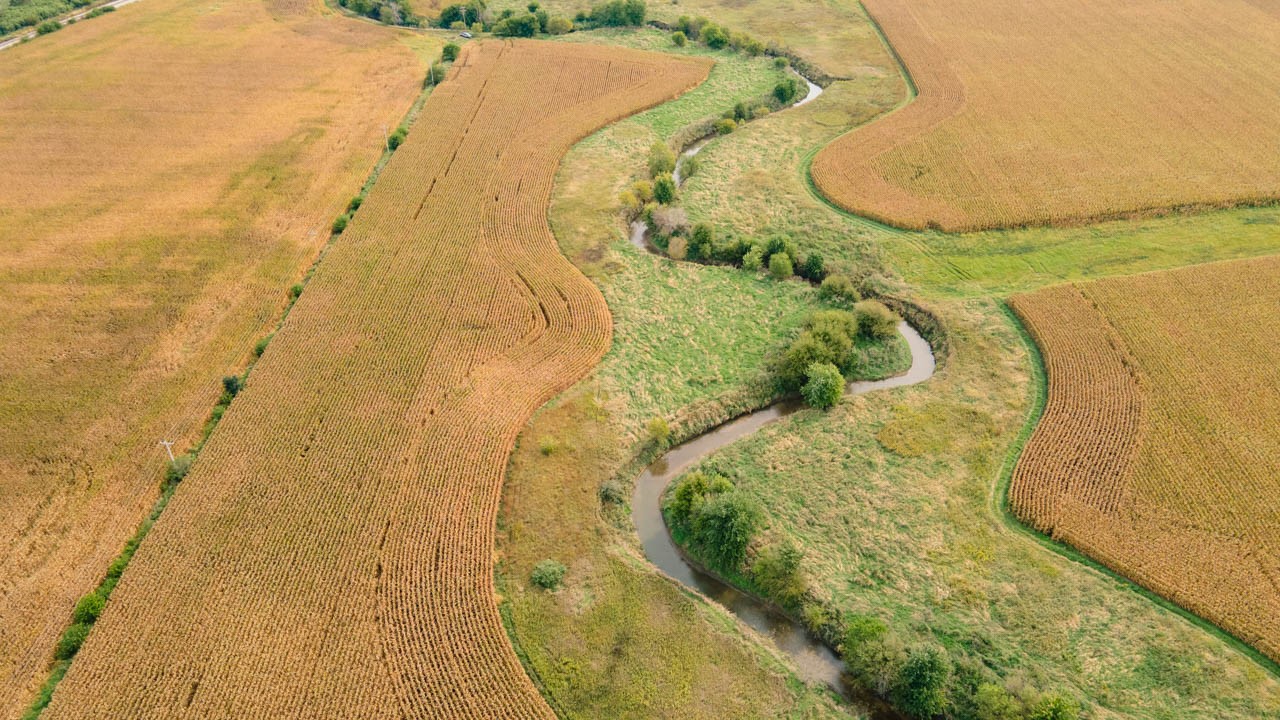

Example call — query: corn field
[40,39,709,717]
[1011,254,1280,663]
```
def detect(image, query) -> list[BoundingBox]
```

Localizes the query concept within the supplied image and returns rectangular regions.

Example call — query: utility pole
[158,440,175,464]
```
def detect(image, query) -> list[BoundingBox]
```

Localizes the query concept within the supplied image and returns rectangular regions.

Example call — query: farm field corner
[38,39,710,717]
[0,0,427,713]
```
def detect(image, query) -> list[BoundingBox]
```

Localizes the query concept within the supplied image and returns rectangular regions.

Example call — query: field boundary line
[991,300,1280,681]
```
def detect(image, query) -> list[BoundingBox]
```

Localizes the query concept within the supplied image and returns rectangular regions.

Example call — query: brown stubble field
[0,0,425,712]
[1010,254,1280,664]
[812,0,1280,231]
[39,39,710,717]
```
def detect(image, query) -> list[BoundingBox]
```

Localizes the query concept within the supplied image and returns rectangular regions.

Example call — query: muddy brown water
[631,323,934,717]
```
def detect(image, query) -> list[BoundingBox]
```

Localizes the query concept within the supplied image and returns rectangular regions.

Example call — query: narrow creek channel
[631,323,934,716]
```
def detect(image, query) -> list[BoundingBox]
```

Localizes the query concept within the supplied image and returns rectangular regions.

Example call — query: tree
[801,362,844,409]
[768,252,793,279]
[545,16,572,33]
[692,491,762,570]
[713,118,736,135]
[441,42,461,61]
[649,141,676,178]
[798,252,826,281]
[973,684,1021,720]
[774,78,800,104]
[589,0,645,26]
[687,222,714,260]
[819,274,860,303]
[493,13,538,36]
[671,30,686,46]
[891,646,951,720]
[776,331,837,390]
[646,416,671,445]
[1028,694,1080,720]
[751,540,805,602]
[854,300,900,340]
[653,176,676,204]
[701,22,728,48]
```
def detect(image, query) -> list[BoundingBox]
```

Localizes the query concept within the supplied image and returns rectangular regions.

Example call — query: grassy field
[1010,255,1280,666]
[0,1,427,713]
[39,40,711,717]
[812,0,1280,231]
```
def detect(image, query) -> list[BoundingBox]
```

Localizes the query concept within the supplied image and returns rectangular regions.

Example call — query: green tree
[819,274,860,304]
[652,176,676,204]
[441,42,461,61]
[769,252,793,279]
[701,22,728,48]
[692,491,762,570]
[1029,694,1080,720]
[973,683,1021,720]
[649,141,676,178]
[854,300,900,340]
[546,15,572,33]
[671,30,686,46]
[751,540,805,602]
[801,362,844,409]
[493,12,538,36]
[798,252,825,281]
[892,646,951,720]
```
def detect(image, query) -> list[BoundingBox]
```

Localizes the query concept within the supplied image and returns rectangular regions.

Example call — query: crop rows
[812,0,1280,231]
[1011,254,1280,662]
[40,40,709,717]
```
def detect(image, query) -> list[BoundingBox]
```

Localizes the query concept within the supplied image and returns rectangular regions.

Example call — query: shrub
[764,234,798,262]
[347,195,364,213]
[774,309,860,390]
[752,105,771,119]
[675,14,705,39]
[441,42,461,61]
[253,334,272,357]
[798,252,825,281]
[646,416,671,445]
[630,179,653,203]
[691,491,762,570]
[36,20,62,35]
[680,154,700,180]
[649,141,676,178]
[387,125,408,149]
[72,592,106,625]
[774,56,789,69]
[892,646,951,720]
[531,560,567,590]
[741,246,764,271]
[493,13,538,36]
[819,274,860,303]
[538,436,562,455]
[701,22,728,48]
[773,78,800,104]
[666,235,688,260]
[731,101,750,122]
[751,540,805,603]
[164,452,194,486]
[843,615,905,695]
[854,300,900,340]
[598,479,626,505]
[222,375,243,397]
[289,283,304,300]
[471,20,483,33]
[546,15,572,33]
[589,0,645,26]
[768,252,793,279]
[687,222,714,260]
[710,234,752,265]
[713,118,736,135]
[1029,694,1081,720]
[671,30,686,46]
[801,362,844,409]
[652,176,676,204]
[618,189,641,216]
[974,683,1021,720]
[650,206,688,237]
[55,623,92,660]
[331,214,349,235]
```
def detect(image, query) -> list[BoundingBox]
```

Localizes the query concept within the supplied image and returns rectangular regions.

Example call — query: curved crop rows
[1010,254,1280,663]
[813,0,1280,231]
[41,39,709,717]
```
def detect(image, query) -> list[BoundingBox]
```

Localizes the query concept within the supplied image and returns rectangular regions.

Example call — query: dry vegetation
[40,39,709,717]
[0,0,424,712]
[812,0,1280,231]
[1011,254,1280,664]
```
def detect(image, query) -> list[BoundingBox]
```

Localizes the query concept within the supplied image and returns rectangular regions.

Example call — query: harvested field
[0,0,423,712]
[812,0,1280,231]
[1011,254,1280,663]
[41,39,709,717]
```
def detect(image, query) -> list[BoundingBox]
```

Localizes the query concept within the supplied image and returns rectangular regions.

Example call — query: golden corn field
[1011,254,1280,662]
[39,39,709,717]
[0,1,422,713]
[812,0,1280,231]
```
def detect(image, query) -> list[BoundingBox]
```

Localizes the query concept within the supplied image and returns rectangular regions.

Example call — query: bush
[387,125,408,149]
[854,300,899,340]
[671,30,686,46]
[764,234,798,263]
[531,560,567,590]
[973,683,1021,720]
[164,452,194,486]
[55,623,92,660]
[768,252,793,279]
[289,283,304,300]
[741,245,764,271]
[843,615,905,695]
[892,646,951,720]
[649,141,676,178]
[331,214,349,235]
[773,78,800,104]
[774,56,789,69]
[680,154,700,180]
[72,592,106,625]
[493,13,538,36]
[667,235,688,260]
[713,118,736,135]
[545,15,572,33]
[801,362,844,409]
[649,206,688,237]
[701,22,728,48]
[589,0,644,26]
[1029,694,1081,720]
[652,176,676,204]
[646,416,671,445]
[751,540,805,603]
[347,195,364,213]
[630,179,654,203]
[253,334,272,357]
[441,42,461,61]
[691,490,761,570]
[819,274,860,304]
[798,252,825,281]
[222,375,243,397]
[687,222,714,260]
[774,309,860,390]
[675,14,705,39]
[36,20,62,35]
[730,101,750,122]
[598,479,626,505]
